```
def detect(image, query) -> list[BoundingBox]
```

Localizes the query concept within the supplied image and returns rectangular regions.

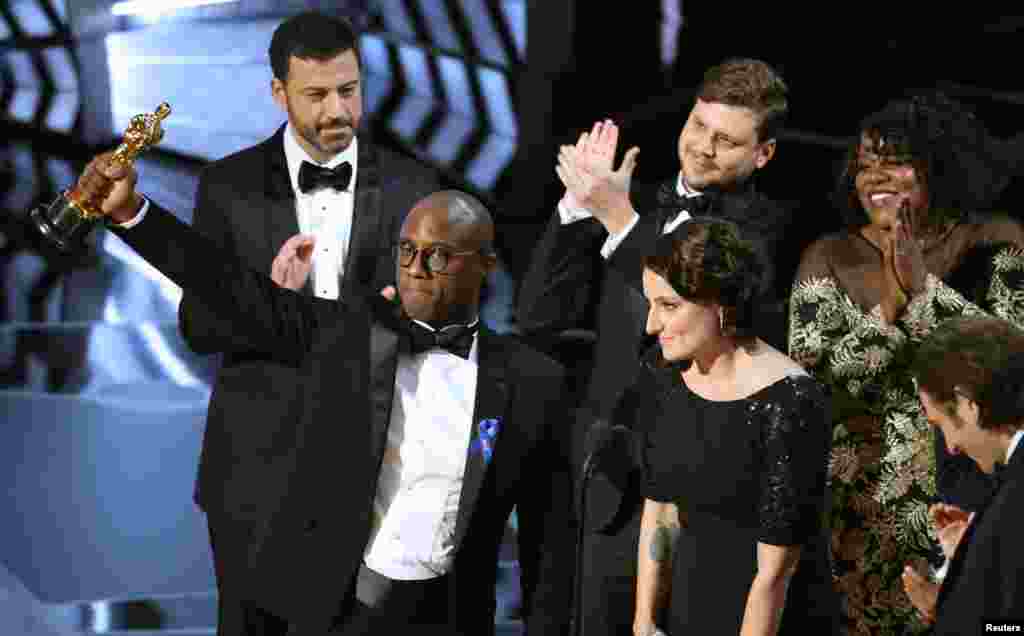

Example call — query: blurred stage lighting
[415,1,462,54]
[2,143,38,213]
[362,0,525,192]
[428,55,475,166]
[359,34,393,116]
[465,66,516,190]
[376,0,418,41]
[391,44,434,141]
[44,91,79,132]
[458,0,510,67]
[10,0,55,38]
[111,0,238,18]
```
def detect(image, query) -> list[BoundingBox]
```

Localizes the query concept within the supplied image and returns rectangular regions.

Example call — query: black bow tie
[408,321,478,359]
[654,181,716,233]
[298,160,352,193]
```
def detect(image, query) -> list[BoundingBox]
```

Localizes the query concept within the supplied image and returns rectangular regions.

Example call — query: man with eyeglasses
[73,151,576,636]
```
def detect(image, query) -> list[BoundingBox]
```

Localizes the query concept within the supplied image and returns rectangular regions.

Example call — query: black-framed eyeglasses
[396,240,480,274]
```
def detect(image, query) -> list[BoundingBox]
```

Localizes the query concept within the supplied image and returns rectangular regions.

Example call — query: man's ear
[754,139,776,170]
[271,78,287,111]
[953,388,980,428]
[481,253,498,279]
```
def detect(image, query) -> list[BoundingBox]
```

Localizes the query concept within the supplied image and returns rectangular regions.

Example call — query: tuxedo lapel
[342,135,383,293]
[936,506,982,609]
[453,327,510,549]
[261,125,303,282]
[936,448,1024,608]
[367,305,401,466]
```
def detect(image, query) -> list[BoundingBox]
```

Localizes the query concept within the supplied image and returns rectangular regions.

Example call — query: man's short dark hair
[269,11,360,82]
[696,58,788,142]
[913,317,1024,430]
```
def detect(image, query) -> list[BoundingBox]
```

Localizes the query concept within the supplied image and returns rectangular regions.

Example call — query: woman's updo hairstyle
[642,216,764,339]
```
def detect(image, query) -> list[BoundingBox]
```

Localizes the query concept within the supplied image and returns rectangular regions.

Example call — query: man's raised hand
[556,121,639,235]
[76,152,144,223]
[270,234,316,291]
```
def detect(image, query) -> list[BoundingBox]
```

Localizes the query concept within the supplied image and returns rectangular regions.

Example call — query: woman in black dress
[633,218,838,635]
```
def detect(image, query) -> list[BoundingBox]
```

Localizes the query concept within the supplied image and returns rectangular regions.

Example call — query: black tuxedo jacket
[178,126,437,523]
[114,203,575,635]
[934,443,1024,635]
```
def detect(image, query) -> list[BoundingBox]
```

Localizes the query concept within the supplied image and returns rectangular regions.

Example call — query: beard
[288,104,354,160]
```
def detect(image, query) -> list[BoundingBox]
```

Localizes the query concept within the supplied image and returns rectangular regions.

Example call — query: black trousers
[205,515,289,636]
[324,599,457,636]
[208,512,457,636]
[284,565,458,636]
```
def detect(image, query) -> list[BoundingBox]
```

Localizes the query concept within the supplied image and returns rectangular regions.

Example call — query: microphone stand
[574,418,628,636]
[573,440,602,636]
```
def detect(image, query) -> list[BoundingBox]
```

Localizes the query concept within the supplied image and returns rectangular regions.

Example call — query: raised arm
[515,210,605,341]
[82,153,340,363]
[897,221,1024,341]
[517,121,641,345]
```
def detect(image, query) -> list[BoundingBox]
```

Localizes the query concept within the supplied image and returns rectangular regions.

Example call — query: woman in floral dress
[788,94,1024,635]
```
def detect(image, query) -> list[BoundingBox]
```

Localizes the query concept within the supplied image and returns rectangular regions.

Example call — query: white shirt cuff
[932,558,950,582]
[662,210,692,235]
[599,212,640,259]
[113,197,149,229]
[557,197,594,225]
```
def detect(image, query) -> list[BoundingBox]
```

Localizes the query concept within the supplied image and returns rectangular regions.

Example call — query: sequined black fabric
[639,371,838,633]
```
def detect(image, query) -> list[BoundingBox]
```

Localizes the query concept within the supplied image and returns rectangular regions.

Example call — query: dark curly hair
[641,217,764,339]
[913,316,1024,431]
[834,92,1011,229]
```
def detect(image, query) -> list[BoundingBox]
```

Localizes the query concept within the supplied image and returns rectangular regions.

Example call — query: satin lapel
[342,136,382,293]
[452,327,510,549]
[367,300,401,466]
[935,505,984,609]
[261,125,303,284]
[937,449,1024,608]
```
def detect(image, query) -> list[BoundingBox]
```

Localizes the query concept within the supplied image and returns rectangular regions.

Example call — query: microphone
[573,417,634,636]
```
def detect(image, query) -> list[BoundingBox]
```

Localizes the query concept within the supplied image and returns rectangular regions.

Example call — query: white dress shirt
[363,321,479,580]
[558,172,700,258]
[282,124,358,300]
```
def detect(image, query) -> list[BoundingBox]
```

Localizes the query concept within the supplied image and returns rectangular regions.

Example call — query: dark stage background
[1,1,1022,634]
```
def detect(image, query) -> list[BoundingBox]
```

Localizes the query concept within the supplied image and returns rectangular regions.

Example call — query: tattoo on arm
[649,522,680,562]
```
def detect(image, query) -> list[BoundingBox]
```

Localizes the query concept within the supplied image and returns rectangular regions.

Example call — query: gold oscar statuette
[30,102,171,250]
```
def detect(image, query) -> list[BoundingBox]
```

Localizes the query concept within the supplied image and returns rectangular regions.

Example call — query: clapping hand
[270,234,315,291]
[879,199,928,322]
[930,503,971,559]
[556,119,640,235]
[901,565,938,625]
[901,503,972,624]
[891,200,928,296]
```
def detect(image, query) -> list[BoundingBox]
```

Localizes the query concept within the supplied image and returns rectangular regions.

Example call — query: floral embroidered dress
[788,214,1024,635]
